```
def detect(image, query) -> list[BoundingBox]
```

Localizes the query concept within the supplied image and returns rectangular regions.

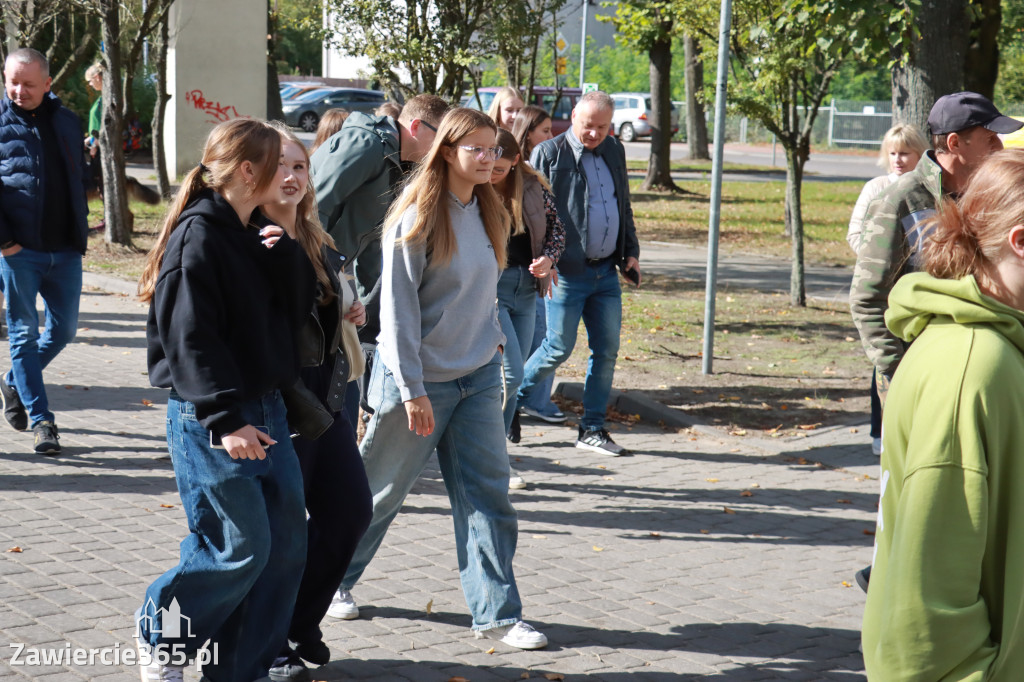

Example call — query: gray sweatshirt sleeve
[379,206,428,401]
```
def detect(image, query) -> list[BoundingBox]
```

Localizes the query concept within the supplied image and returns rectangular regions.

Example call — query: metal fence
[707,99,897,149]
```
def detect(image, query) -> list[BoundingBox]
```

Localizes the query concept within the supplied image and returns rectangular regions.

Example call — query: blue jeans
[518,259,622,430]
[0,248,82,425]
[518,296,558,414]
[341,353,522,631]
[138,391,307,682]
[497,266,537,432]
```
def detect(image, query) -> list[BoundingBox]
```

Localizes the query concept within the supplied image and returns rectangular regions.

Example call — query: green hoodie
[863,272,1024,681]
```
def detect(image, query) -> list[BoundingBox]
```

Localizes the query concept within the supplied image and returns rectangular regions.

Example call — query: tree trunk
[152,7,172,199]
[641,33,677,192]
[964,0,1000,98]
[99,0,132,247]
[784,146,806,307]
[683,34,709,161]
[891,0,971,132]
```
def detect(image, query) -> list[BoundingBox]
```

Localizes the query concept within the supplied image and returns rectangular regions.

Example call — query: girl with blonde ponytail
[864,148,1024,677]
[136,118,316,682]
[334,108,549,651]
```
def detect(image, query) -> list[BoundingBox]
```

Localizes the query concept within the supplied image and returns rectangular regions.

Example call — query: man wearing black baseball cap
[849,91,1020,591]
[852,91,1021,402]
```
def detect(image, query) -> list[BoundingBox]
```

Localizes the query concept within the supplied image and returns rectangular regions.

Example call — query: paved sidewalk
[0,280,876,681]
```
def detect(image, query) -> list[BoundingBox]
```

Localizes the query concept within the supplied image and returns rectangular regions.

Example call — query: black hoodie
[146,189,315,437]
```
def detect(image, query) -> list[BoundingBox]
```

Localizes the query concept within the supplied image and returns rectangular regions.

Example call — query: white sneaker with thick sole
[326,588,359,620]
[475,620,548,650]
[137,639,184,682]
[509,468,527,490]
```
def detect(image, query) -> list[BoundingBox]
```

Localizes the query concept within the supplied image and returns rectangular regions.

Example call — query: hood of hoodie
[885,272,1024,356]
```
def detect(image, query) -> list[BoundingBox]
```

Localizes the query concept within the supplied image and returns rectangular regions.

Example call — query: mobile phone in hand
[622,265,640,287]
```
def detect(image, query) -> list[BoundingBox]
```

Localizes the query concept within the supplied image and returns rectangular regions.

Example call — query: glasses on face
[456,145,503,161]
[420,120,437,133]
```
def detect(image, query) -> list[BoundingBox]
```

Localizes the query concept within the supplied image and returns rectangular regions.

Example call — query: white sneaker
[326,588,359,620]
[872,437,882,456]
[475,620,548,650]
[509,468,527,490]
[137,639,184,682]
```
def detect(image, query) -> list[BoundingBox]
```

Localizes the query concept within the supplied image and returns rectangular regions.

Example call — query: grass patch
[554,274,871,435]
[629,179,862,266]
[83,199,163,283]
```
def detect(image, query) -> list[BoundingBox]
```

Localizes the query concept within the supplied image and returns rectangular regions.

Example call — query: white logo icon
[137,598,194,639]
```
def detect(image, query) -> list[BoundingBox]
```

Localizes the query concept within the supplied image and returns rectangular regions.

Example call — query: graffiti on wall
[185,90,245,124]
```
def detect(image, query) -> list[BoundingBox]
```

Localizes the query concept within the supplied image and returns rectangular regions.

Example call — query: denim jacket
[529,131,639,276]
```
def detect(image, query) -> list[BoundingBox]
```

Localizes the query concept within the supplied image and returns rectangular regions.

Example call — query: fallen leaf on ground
[426,599,433,615]
[729,429,747,436]
[723,507,736,514]
[837,499,852,504]
[705,478,719,483]
[544,675,565,681]
[863,529,876,536]
[7,546,23,553]
[593,546,604,552]
[751,483,761,488]
[649,531,661,538]
[142,399,154,406]
[700,529,710,534]
[797,423,822,430]
[597,465,607,470]
[447,677,470,682]
[486,647,495,654]
[532,534,546,539]
[160,504,175,508]
[603,476,614,480]
[841,581,852,588]
[740,491,753,497]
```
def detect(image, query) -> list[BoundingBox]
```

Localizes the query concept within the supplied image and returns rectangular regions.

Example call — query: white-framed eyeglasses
[456,145,503,161]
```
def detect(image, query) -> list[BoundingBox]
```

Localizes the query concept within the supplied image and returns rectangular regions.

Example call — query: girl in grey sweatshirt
[331,108,549,651]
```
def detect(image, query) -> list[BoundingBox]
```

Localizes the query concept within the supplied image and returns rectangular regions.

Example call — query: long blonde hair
[493,128,549,237]
[385,108,508,269]
[271,122,337,304]
[138,119,281,302]
[487,86,522,129]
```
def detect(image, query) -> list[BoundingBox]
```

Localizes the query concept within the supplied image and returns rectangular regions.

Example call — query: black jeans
[287,408,373,646]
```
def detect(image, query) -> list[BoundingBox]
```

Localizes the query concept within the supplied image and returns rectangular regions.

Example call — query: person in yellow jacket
[863,148,1024,679]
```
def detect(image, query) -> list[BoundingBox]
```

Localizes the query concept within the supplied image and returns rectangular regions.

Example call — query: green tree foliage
[602,1,693,191]
[274,0,323,76]
[722,0,897,306]
[324,0,490,101]
[996,0,1024,104]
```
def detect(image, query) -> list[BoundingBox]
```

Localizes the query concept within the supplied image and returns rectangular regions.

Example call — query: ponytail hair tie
[198,162,209,175]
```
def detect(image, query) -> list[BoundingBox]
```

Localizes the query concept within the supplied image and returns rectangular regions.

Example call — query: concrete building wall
[166,0,267,177]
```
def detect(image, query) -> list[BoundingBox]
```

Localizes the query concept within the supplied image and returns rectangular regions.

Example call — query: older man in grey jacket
[518,91,641,456]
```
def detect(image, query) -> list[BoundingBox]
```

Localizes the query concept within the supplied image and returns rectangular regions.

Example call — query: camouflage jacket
[849,151,945,379]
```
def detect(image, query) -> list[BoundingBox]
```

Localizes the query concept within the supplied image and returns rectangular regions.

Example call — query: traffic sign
[556,32,568,56]
[582,82,599,93]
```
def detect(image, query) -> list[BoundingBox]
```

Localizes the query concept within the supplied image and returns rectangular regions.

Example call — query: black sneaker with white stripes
[575,427,628,456]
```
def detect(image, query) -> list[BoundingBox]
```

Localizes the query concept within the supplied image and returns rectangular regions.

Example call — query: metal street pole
[578,0,588,89]
[702,0,733,375]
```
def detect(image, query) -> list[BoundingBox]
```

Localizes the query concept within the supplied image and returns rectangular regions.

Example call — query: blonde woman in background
[487,86,524,130]
[847,124,928,457]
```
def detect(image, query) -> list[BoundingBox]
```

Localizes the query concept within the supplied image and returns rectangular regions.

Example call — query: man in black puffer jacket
[0,48,89,454]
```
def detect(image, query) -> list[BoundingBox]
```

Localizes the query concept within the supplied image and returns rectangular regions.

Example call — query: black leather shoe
[269,655,310,682]
[507,411,521,444]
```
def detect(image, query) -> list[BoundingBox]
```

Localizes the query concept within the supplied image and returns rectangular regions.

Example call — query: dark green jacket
[849,151,944,379]
[310,111,402,343]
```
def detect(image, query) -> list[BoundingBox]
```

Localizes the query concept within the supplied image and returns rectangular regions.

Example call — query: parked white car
[610,92,679,142]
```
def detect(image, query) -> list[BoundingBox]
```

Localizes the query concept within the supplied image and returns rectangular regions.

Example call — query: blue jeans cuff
[472,616,521,632]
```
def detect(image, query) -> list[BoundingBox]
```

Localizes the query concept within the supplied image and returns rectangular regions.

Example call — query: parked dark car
[283,88,386,132]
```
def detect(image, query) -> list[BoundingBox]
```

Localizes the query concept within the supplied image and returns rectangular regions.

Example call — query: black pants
[869,371,882,439]
[286,408,373,646]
